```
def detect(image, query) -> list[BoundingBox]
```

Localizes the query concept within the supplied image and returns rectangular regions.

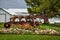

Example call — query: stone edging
[0,28,60,35]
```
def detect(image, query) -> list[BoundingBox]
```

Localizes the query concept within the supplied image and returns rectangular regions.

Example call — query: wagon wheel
[4,23,11,28]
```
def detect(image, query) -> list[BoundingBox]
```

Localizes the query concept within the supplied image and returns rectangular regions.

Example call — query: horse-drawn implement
[4,15,41,29]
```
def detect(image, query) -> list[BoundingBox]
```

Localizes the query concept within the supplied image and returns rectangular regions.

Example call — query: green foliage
[25,0,60,16]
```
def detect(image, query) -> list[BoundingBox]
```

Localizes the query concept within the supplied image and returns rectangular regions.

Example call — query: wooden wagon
[4,15,41,29]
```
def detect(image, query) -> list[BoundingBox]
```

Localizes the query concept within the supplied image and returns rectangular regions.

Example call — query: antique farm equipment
[4,15,41,29]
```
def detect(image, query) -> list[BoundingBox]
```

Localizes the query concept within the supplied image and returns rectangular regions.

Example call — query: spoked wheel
[4,23,11,28]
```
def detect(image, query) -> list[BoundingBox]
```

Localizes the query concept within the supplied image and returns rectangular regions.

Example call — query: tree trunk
[43,14,49,24]
[44,17,49,24]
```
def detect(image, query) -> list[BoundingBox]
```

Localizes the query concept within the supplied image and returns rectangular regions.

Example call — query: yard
[0,23,60,40]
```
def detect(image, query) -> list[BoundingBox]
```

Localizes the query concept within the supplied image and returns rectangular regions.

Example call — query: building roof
[3,8,17,15]
[3,8,29,16]
[7,8,28,12]
[0,8,12,16]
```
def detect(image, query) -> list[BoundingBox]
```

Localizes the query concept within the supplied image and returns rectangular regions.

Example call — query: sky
[0,0,27,9]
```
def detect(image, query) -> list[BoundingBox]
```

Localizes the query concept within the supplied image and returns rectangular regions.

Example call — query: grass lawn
[38,24,60,30]
[0,23,4,28]
[0,34,60,40]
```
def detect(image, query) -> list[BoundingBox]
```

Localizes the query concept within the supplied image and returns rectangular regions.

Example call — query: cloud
[0,0,27,8]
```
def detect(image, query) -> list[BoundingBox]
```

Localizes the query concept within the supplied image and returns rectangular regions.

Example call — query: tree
[25,0,59,24]
[54,0,60,15]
